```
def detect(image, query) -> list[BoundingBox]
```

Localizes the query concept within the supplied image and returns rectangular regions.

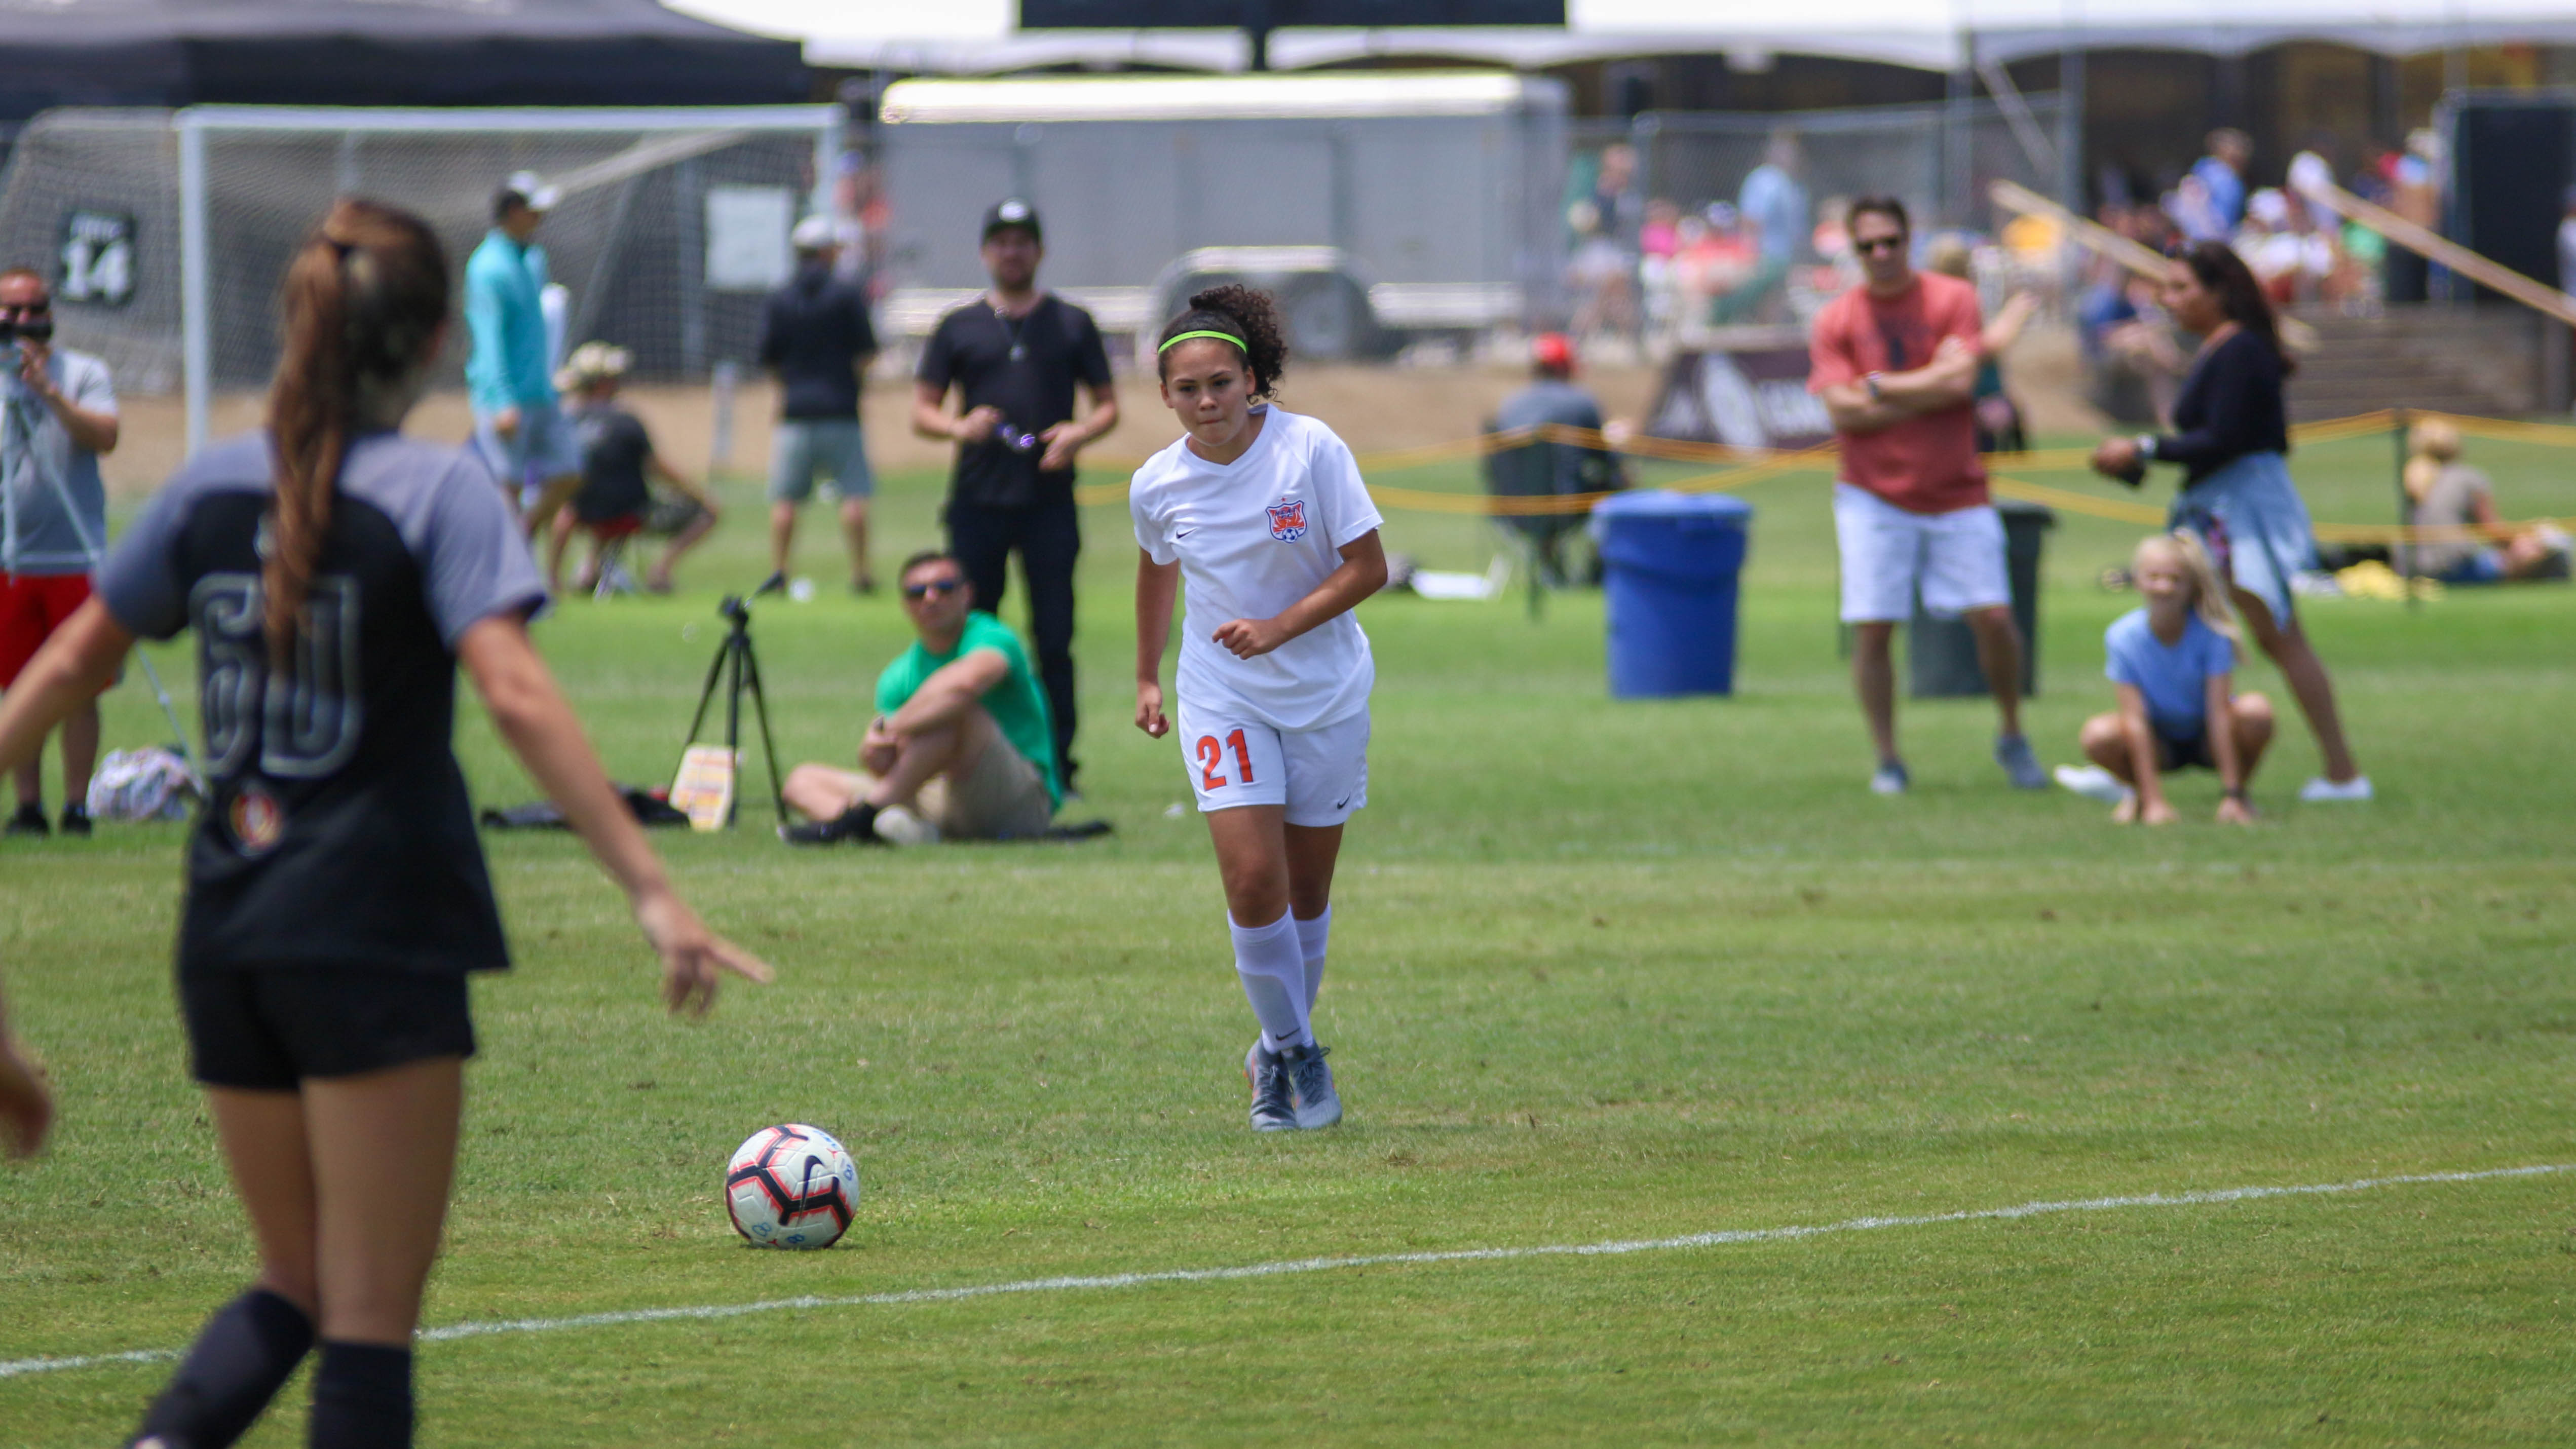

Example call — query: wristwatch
[1864,372,1886,403]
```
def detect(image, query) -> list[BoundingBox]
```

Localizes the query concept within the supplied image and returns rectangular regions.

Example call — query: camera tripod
[675,594,787,828]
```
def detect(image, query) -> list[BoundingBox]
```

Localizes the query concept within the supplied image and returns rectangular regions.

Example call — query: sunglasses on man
[1853,236,1907,256]
[902,577,964,601]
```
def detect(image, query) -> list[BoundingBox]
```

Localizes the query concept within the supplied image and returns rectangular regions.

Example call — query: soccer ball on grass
[724,1124,859,1249]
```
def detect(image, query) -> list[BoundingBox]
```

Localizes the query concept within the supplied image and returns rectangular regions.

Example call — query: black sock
[837,800,881,837]
[130,1287,314,1449]
[308,1341,414,1449]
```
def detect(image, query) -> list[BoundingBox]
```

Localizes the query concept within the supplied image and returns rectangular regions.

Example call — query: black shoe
[4,804,47,837]
[58,807,91,837]
[753,570,788,598]
[780,802,883,847]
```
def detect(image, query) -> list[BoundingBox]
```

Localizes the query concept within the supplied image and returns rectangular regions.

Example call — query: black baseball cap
[982,198,1041,243]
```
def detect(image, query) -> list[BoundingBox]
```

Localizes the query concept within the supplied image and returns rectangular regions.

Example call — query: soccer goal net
[0,105,839,448]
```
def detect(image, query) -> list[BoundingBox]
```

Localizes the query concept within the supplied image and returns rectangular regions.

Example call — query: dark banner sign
[1647,336,1834,453]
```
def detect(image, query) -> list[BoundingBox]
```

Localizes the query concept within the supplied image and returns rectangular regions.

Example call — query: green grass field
[3,420,2573,1444]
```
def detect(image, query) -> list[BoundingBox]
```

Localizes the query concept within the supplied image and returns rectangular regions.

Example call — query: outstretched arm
[457,617,771,1015]
[1134,550,1179,738]
[1211,529,1388,660]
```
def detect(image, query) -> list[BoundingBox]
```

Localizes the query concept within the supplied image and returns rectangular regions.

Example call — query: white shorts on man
[1832,481,2010,622]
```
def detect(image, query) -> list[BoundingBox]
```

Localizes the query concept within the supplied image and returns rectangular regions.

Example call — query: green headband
[1158,328,1247,355]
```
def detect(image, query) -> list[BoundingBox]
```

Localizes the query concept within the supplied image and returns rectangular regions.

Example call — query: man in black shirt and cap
[913,199,1119,795]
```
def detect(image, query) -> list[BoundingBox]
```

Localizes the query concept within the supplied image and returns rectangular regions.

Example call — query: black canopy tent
[0,0,809,121]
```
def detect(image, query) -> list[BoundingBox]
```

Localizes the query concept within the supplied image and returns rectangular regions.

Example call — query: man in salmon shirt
[1808,196,2047,796]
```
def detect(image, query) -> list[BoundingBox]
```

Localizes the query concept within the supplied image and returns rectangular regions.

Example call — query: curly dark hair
[1156,284,1289,399]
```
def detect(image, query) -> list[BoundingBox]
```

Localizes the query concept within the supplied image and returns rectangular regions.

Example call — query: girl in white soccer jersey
[1131,286,1388,1132]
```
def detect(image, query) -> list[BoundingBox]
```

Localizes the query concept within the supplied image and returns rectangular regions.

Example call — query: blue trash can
[1590,491,1755,698]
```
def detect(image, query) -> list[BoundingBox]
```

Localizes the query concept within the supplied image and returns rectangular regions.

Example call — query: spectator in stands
[2385,130,2441,304]
[759,214,881,595]
[1567,203,1639,342]
[1738,130,1809,321]
[548,344,720,596]
[1488,333,1624,584]
[466,172,583,539]
[2190,129,2252,240]
[1636,198,1684,342]
[782,550,1059,846]
[913,199,1117,798]
[1923,237,2037,452]
[2088,241,2370,803]
[2400,420,2572,584]
[1808,197,2047,796]
[2286,135,2343,236]
[1587,143,1644,257]
[0,265,117,837]
[1698,203,1764,325]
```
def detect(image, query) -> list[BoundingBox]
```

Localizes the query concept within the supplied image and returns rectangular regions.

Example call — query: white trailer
[874,72,1568,360]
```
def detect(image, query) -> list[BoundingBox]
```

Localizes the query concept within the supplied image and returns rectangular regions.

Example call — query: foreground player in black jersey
[0,199,771,1448]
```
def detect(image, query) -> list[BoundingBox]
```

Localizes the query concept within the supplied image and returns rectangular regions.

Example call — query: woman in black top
[2091,242,2367,802]
[0,199,769,1448]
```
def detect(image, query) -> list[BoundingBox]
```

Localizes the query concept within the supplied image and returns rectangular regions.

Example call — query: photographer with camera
[0,265,118,837]
[912,199,1118,798]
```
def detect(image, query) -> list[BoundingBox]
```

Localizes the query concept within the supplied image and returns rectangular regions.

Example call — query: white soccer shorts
[1174,699,1369,827]
[1833,482,2012,624]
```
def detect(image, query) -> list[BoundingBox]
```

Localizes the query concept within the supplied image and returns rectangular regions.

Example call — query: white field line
[6,1162,2566,1382]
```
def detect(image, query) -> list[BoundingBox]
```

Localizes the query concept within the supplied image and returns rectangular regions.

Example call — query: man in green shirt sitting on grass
[783,550,1059,845]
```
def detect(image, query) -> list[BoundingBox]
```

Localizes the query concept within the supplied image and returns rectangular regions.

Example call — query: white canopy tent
[667,0,2576,74]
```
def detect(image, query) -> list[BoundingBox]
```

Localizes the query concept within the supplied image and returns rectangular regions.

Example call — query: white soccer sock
[1293,907,1331,1015]
[1229,911,1312,1052]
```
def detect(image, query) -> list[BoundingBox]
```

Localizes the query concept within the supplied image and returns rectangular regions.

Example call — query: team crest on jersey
[228,785,285,857]
[1266,498,1308,542]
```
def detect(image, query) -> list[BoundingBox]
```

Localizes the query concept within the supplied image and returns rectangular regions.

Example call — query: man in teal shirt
[783,550,1059,844]
[466,172,582,537]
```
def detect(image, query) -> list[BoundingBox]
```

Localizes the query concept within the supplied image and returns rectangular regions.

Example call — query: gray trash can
[1908,499,2054,699]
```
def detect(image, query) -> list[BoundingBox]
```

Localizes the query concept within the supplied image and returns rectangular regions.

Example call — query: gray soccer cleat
[1869,759,1910,795]
[1247,1043,1297,1131]
[1995,734,2049,790]
[1280,1042,1341,1130]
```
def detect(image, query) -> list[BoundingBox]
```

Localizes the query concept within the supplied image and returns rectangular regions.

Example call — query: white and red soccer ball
[724,1124,859,1249]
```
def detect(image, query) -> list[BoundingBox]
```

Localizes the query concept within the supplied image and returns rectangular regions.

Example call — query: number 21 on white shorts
[1175,703,1370,828]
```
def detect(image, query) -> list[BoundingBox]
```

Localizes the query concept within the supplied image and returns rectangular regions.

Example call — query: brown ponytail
[262,199,448,668]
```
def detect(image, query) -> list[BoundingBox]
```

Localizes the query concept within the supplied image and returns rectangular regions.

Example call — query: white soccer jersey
[1131,406,1383,731]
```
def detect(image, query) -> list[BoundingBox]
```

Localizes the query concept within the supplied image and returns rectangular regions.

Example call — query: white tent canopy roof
[668,0,2576,74]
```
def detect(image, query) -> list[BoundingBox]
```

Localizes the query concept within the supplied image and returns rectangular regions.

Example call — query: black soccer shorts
[181,966,476,1090]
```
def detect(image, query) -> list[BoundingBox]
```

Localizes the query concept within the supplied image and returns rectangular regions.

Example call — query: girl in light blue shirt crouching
[2063,532,2272,824]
